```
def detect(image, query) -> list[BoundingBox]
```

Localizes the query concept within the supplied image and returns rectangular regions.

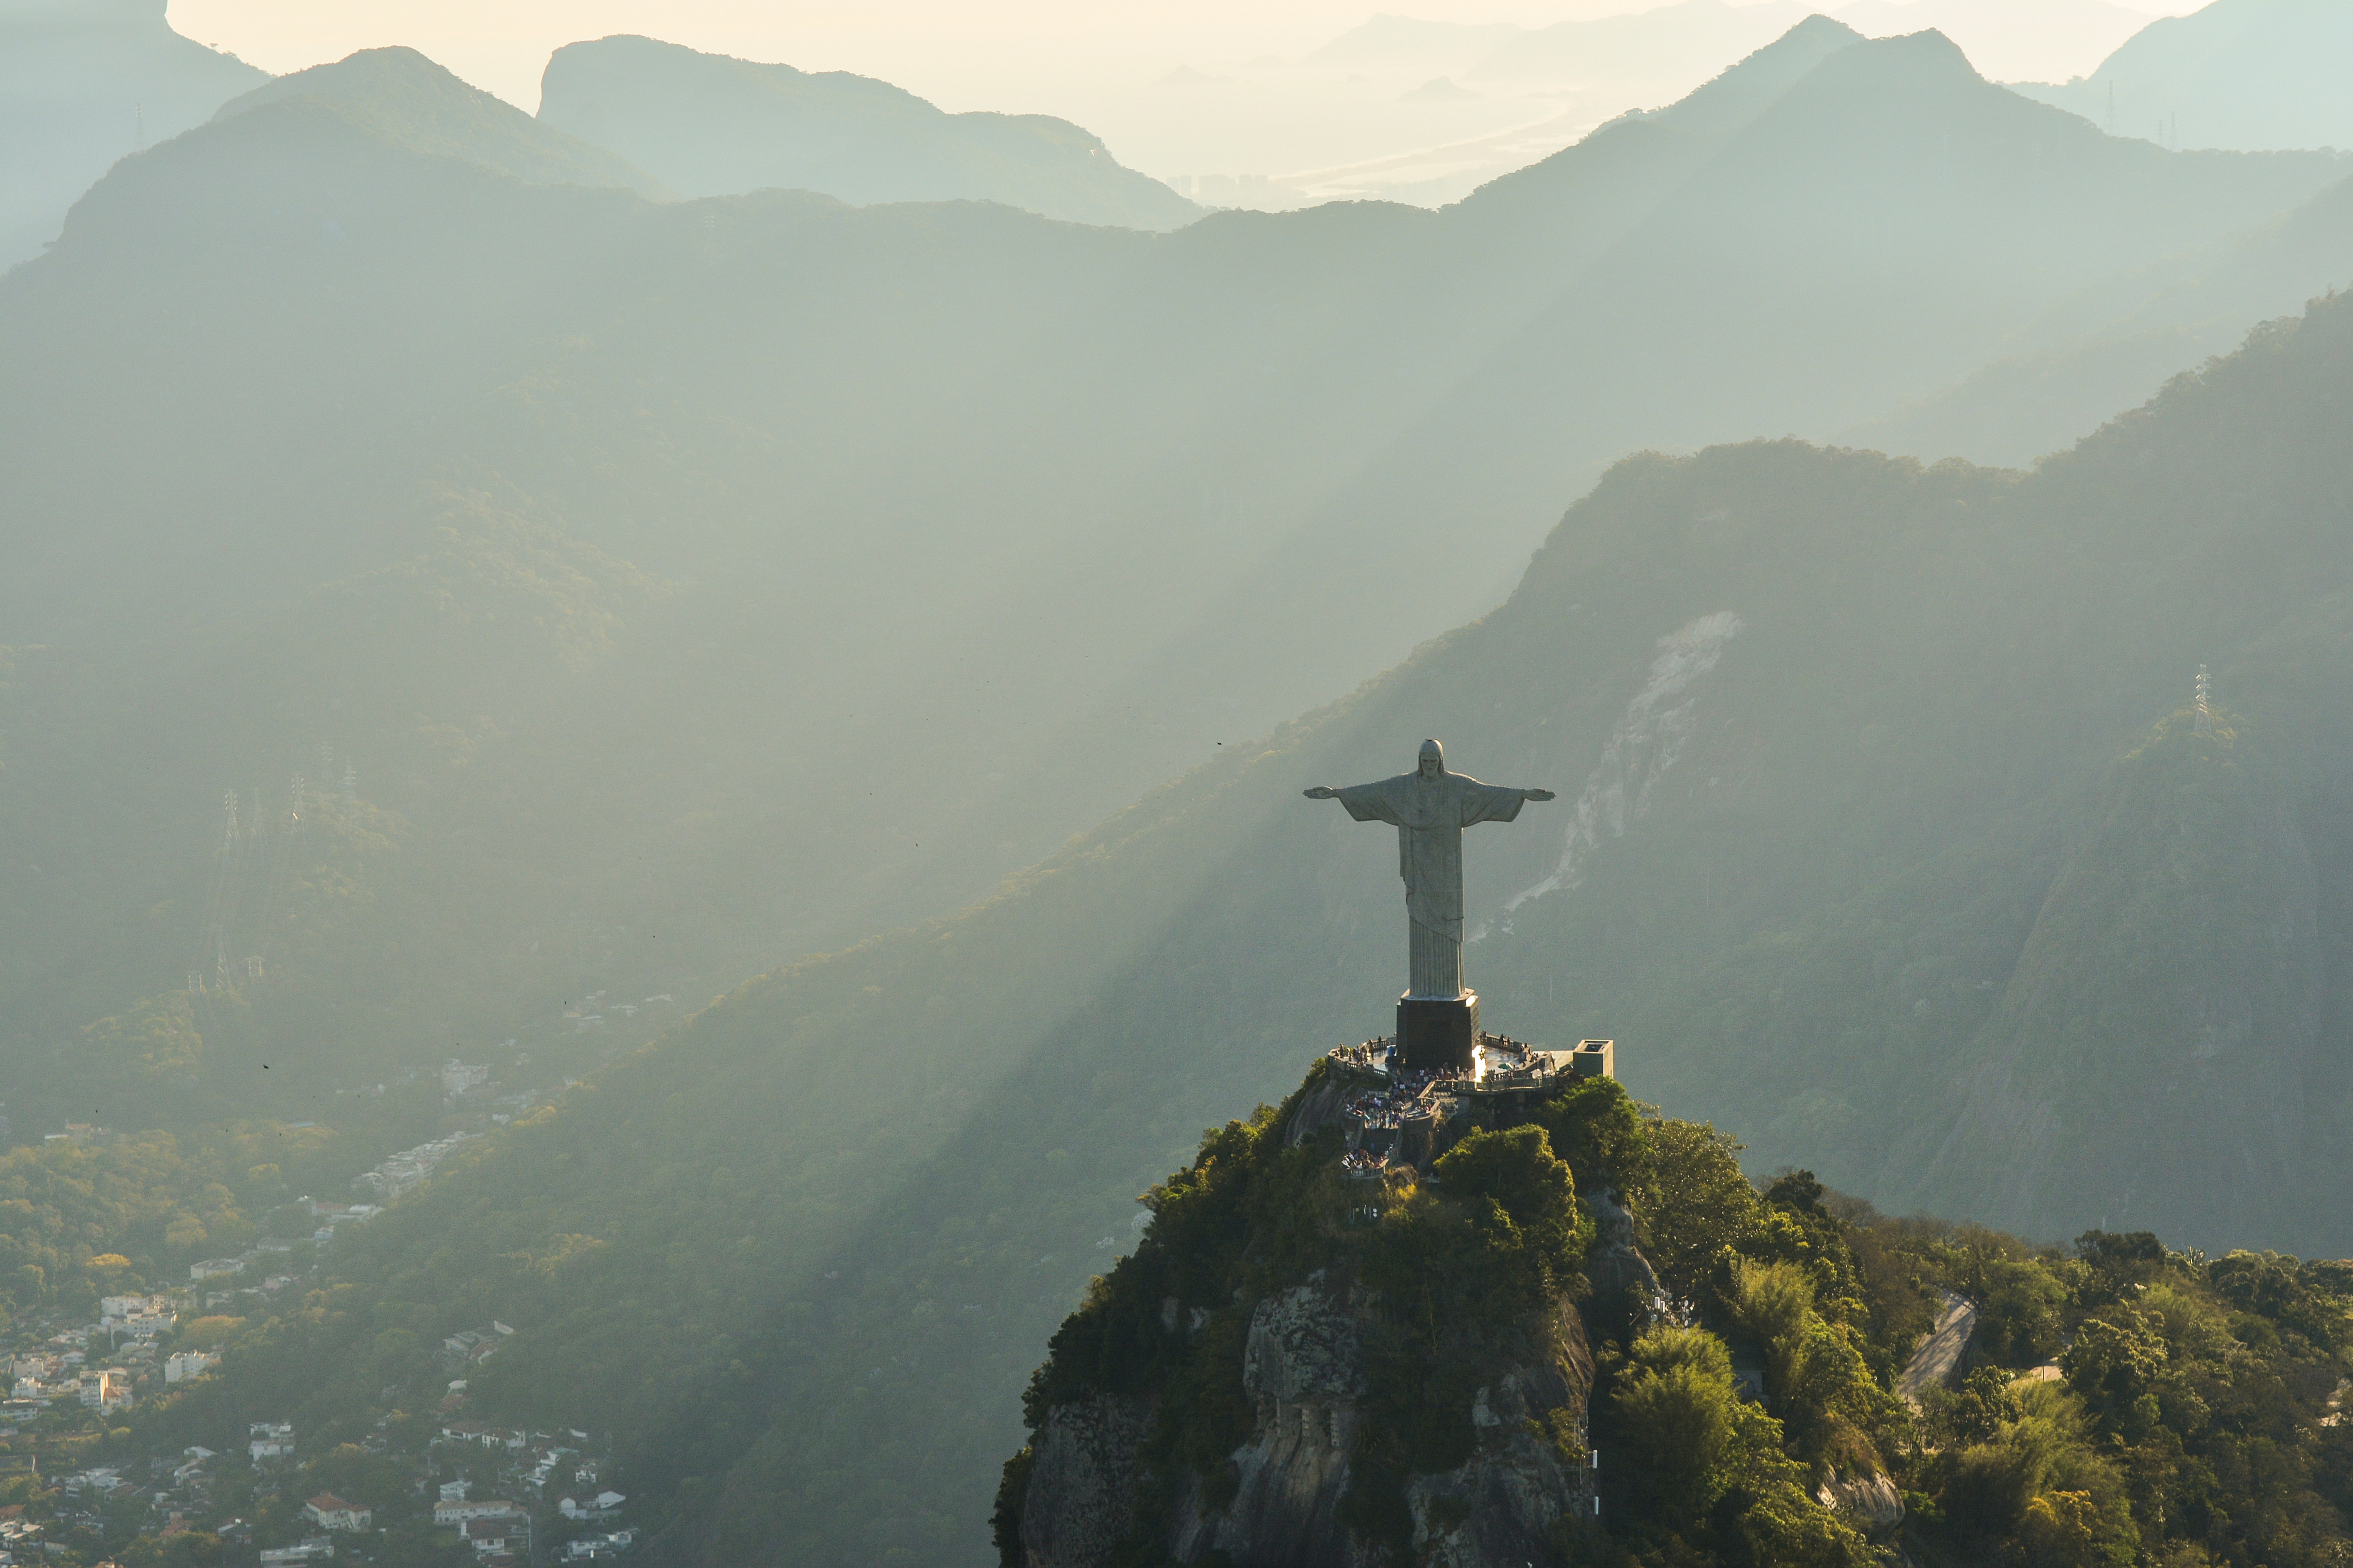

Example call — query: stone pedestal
[1396,991,1479,1075]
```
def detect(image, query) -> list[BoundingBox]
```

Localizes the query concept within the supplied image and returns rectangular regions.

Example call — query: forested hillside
[1002,1068,2353,1568]
[9,23,2353,1150]
[117,283,2353,1565]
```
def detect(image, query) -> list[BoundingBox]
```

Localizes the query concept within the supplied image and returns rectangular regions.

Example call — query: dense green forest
[1004,1065,2353,1566]
[0,1122,355,1324]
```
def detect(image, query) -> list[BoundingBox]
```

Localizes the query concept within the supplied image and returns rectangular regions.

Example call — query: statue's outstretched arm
[1522,788,1557,802]
[1303,786,1338,800]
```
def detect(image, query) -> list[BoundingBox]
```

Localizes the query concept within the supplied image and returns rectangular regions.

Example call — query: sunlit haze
[12,0,2353,1560]
[170,0,2201,200]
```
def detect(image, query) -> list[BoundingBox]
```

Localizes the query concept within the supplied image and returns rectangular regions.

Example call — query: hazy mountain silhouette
[1834,0,2152,84]
[178,288,2353,1567]
[1304,12,1526,75]
[2017,0,2353,152]
[1842,159,2353,464]
[536,34,1198,229]
[0,0,264,267]
[10,26,2353,1152]
[216,46,670,197]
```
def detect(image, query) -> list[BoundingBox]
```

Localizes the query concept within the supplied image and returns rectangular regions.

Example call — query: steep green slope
[537,35,1196,231]
[139,288,2353,1565]
[1002,1064,2353,1568]
[0,496,706,1133]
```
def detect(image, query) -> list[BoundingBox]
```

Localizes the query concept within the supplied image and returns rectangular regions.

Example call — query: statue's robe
[1330,768,1530,998]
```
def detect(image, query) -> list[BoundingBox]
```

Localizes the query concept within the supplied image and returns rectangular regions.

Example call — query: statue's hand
[1523,788,1557,802]
[1303,786,1338,800]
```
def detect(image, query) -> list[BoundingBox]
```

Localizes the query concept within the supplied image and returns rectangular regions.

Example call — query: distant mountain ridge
[11,25,2353,1150]
[215,46,670,198]
[0,0,264,266]
[536,34,1199,230]
[2017,0,2353,153]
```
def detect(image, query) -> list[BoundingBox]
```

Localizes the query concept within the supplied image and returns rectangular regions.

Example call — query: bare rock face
[1407,1303,1595,1568]
[1282,1074,1359,1149]
[1583,1187,1666,1317]
[1244,1281,1367,1403]
[1170,1281,1373,1567]
[1816,1467,1904,1535]
[1020,1393,1155,1568]
[1160,1284,1592,1568]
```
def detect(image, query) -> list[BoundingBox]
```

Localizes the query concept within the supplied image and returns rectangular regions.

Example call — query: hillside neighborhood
[0,1066,634,1566]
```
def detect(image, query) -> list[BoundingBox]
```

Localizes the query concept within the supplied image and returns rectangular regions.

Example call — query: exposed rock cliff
[1020,1394,1156,1568]
[1020,1273,1595,1568]
[1000,1058,1614,1568]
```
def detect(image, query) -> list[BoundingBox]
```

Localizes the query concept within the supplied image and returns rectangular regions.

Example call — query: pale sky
[166,0,2210,191]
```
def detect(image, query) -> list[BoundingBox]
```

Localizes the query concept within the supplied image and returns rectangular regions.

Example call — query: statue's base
[1396,991,1479,1075]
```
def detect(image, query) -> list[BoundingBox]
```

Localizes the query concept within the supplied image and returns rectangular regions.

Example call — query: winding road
[1897,1289,1978,1406]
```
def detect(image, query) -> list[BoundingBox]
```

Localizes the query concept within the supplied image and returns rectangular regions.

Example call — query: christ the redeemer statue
[1306,739,1553,1069]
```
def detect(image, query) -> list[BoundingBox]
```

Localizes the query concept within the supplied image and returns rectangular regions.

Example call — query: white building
[303,1492,372,1531]
[164,1350,217,1383]
[564,1531,636,1560]
[559,1490,625,1521]
[250,1420,295,1460]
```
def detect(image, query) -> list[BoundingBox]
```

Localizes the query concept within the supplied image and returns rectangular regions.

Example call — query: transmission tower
[290,772,306,831]
[2194,665,2214,737]
[342,761,357,804]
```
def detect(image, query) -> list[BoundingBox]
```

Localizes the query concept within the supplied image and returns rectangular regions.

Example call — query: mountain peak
[212,45,669,197]
[1649,12,1865,137]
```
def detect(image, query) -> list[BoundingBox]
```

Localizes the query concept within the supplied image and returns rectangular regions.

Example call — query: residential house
[303,1494,371,1531]
[459,1516,523,1557]
[249,1421,295,1461]
[257,1540,336,1565]
[163,1350,217,1383]
[558,1491,625,1522]
[563,1532,635,1560]
[188,1259,242,1281]
[433,1498,523,1527]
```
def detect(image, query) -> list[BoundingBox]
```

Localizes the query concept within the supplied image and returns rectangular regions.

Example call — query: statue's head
[1418,739,1443,779]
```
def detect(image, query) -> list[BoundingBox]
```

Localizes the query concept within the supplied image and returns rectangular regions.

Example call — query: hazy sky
[168,0,2210,186]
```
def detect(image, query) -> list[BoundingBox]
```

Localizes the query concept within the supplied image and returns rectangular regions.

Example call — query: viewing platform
[1320,1035,1615,1176]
